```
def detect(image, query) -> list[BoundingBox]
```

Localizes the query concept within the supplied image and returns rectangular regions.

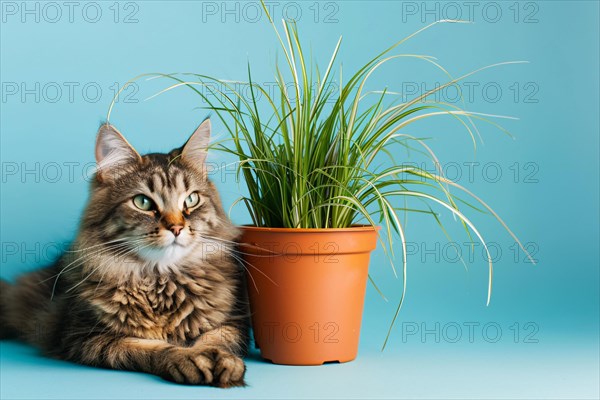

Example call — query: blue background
[1,1,598,398]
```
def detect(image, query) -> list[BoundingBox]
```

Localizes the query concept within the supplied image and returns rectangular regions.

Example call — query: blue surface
[2,338,599,399]
[1,1,599,398]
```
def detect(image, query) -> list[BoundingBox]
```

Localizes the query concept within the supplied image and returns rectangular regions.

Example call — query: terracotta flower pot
[239,225,379,365]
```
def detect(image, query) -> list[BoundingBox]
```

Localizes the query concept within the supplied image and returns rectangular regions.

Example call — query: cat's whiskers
[227,251,260,294]
[49,239,148,299]
[48,242,131,299]
[68,242,153,294]
[42,241,133,283]
[66,236,142,253]
[196,234,279,289]
[54,238,147,279]
[92,250,136,293]
[92,242,150,294]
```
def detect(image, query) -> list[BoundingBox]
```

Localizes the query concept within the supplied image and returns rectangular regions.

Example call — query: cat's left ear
[95,123,141,182]
[181,119,211,167]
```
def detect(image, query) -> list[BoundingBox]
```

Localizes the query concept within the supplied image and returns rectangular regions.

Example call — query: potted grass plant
[134,9,534,366]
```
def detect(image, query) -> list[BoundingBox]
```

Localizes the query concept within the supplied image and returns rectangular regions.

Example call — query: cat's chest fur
[82,266,234,344]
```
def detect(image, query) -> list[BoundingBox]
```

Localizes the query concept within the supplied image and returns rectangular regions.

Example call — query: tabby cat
[0,119,249,387]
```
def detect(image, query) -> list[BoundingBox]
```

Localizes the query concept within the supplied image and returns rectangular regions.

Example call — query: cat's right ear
[95,123,140,182]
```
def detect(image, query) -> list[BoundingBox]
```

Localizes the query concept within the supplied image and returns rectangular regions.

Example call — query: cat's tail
[0,279,17,339]
[1,267,61,346]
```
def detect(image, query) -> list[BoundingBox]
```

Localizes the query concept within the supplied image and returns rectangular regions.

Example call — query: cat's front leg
[191,325,247,387]
[211,347,246,388]
[155,345,216,385]
[75,335,215,385]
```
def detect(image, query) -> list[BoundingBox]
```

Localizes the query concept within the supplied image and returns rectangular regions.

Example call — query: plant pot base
[260,356,353,366]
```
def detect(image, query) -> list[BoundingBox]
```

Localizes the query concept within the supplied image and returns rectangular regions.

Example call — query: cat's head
[81,119,238,270]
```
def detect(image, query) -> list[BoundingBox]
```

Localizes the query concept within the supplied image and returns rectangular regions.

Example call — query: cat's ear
[95,123,140,181]
[181,119,211,167]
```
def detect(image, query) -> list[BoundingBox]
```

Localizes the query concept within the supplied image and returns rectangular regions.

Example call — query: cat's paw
[213,351,246,388]
[158,348,214,385]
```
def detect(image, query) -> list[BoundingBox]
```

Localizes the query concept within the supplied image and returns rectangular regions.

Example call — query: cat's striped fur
[0,120,249,387]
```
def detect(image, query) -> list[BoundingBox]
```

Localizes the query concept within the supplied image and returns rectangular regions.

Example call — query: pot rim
[238,224,381,233]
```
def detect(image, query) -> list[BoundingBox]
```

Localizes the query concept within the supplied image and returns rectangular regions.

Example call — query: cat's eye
[184,192,200,208]
[133,194,154,211]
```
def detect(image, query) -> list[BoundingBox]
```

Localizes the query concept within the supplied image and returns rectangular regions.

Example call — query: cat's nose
[169,225,184,237]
